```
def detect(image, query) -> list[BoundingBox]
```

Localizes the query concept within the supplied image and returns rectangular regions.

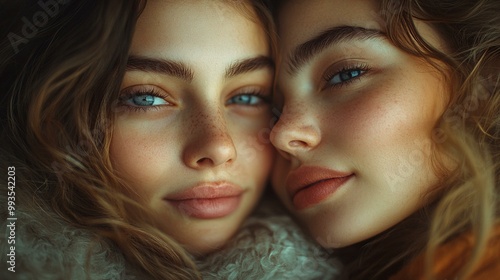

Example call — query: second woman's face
[110,0,274,255]
[271,0,449,248]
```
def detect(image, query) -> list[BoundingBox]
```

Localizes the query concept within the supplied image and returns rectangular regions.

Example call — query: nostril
[196,157,214,166]
[289,140,306,148]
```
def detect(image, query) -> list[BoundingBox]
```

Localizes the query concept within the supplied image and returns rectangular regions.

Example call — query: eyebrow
[225,56,275,78]
[127,55,194,82]
[288,26,384,75]
[126,55,274,82]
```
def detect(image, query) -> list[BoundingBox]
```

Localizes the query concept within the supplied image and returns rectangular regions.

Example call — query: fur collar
[1,206,141,279]
[198,197,343,279]
[1,196,342,279]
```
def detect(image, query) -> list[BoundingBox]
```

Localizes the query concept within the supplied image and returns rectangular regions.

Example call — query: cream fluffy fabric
[0,206,140,280]
[0,195,342,279]
[199,198,343,279]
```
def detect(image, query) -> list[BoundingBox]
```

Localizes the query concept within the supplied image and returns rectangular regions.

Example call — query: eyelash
[119,87,169,113]
[118,87,269,113]
[323,63,371,90]
[227,91,270,106]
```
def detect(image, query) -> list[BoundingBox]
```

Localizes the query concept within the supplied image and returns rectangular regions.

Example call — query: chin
[309,232,351,249]
[303,221,360,249]
[181,221,242,256]
[184,233,233,256]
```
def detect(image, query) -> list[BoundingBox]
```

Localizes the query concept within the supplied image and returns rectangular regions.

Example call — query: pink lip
[286,166,353,210]
[165,182,244,219]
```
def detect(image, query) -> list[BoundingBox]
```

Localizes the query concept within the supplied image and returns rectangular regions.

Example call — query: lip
[286,166,353,210]
[165,182,244,219]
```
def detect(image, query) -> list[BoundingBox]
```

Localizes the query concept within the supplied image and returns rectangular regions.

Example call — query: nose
[182,108,237,169]
[270,104,321,158]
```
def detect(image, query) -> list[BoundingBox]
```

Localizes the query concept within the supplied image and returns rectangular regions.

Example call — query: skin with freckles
[271,0,450,248]
[110,0,274,255]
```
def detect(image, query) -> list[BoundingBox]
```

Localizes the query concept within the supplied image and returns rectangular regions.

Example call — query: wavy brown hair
[0,0,275,279]
[335,0,500,279]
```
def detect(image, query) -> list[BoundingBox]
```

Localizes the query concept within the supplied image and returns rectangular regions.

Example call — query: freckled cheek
[253,145,274,191]
[323,98,385,150]
[327,92,431,153]
[230,120,275,186]
[109,125,180,192]
[229,111,274,149]
[271,157,291,203]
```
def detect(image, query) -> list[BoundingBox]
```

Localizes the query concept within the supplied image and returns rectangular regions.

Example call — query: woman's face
[271,0,449,248]
[110,0,274,255]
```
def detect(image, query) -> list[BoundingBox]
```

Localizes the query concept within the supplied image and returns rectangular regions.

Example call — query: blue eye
[325,64,370,88]
[328,69,366,86]
[124,94,167,107]
[227,94,265,106]
[119,87,169,110]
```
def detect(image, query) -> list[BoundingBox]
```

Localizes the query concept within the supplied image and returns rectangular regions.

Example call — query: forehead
[131,0,266,57]
[277,0,446,70]
[277,0,383,53]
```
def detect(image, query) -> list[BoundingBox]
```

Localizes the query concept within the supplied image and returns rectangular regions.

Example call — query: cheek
[330,77,443,155]
[271,156,291,205]
[233,123,275,183]
[109,121,179,193]
[230,109,275,170]
[330,76,446,196]
[255,144,274,193]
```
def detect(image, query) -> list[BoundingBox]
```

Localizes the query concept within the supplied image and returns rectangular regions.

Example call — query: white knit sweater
[199,197,342,279]
[0,195,342,279]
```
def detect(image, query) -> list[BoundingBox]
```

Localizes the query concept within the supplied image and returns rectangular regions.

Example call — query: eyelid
[120,84,169,98]
[118,85,175,112]
[227,85,271,104]
[322,60,369,81]
[321,62,371,90]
